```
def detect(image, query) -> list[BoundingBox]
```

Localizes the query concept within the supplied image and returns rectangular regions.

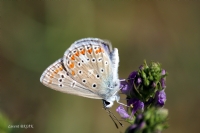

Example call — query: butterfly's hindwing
[40,59,102,99]
[63,38,119,100]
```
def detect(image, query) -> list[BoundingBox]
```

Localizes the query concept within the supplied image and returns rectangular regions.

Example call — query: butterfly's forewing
[40,58,102,99]
[63,38,120,100]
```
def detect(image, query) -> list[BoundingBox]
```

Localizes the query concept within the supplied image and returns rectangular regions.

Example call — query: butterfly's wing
[40,58,102,99]
[62,38,120,100]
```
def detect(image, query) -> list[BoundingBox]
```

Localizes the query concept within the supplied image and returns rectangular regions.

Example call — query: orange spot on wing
[99,47,104,53]
[75,51,79,56]
[59,66,63,71]
[54,69,59,74]
[69,63,74,69]
[50,74,54,78]
[71,70,75,76]
[54,67,63,74]
[48,80,52,84]
[88,48,93,54]
[81,49,85,55]
[95,49,99,54]
[71,55,75,60]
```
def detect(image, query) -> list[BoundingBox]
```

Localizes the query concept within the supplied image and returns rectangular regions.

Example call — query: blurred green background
[1,0,200,133]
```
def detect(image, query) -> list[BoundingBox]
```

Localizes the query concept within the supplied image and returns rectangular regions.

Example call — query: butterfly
[40,38,121,108]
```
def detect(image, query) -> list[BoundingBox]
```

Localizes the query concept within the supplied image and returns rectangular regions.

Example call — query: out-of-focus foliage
[0,111,11,133]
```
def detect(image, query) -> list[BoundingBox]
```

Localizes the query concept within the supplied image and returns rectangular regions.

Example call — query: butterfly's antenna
[108,109,123,127]
[103,107,118,128]
[108,110,119,128]
[104,107,123,128]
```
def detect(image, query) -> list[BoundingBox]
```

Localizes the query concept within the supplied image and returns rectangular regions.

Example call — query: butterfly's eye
[103,100,110,106]
[102,100,113,108]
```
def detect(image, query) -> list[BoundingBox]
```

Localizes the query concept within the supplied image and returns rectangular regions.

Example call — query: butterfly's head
[103,93,120,108]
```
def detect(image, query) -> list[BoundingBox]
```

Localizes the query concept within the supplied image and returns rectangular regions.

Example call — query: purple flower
[116,105,130,119]
[128,99,144,115]
[137,78,142,84]
[120,80,131,95]
[126,117,146,133]
[127,124,137,131]
[161,69,166,76]
[136,114,143,121]
[128,71,137,85]
[155,90,166,107]
[160,78,166,89]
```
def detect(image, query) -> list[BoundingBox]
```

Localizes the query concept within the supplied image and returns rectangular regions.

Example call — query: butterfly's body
[40,38,120,108]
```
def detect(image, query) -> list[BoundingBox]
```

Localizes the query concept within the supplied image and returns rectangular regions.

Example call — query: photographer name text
[8,124,34,129]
